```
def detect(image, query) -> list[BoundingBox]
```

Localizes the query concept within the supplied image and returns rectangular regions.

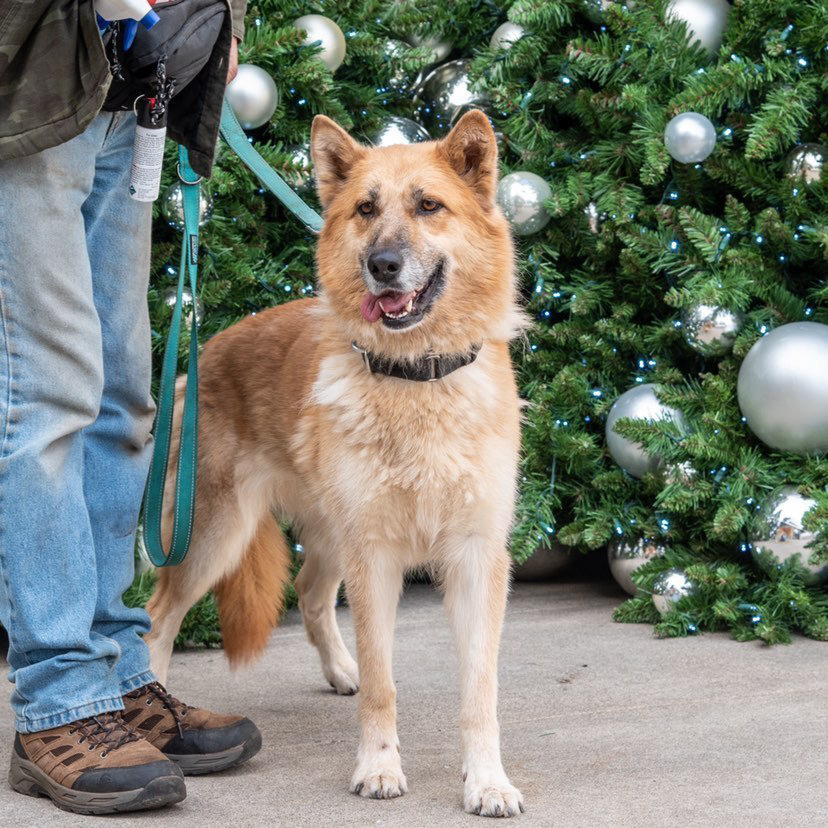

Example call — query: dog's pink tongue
[360,291,414,323]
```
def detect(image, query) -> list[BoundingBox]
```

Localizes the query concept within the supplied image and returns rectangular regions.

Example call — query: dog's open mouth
[360,263,445,330]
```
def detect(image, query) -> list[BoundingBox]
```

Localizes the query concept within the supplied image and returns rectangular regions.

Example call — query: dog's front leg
[443,540,524,817]
[346,550,407,799]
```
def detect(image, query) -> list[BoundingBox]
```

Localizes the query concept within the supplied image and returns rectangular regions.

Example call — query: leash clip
[351,341,372,373]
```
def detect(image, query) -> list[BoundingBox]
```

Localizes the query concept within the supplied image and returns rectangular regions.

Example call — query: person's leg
[0,114,129,732]
[80,111,156,695]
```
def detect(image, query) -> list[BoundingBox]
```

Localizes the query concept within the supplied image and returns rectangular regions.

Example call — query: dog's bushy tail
[213,515,291,668]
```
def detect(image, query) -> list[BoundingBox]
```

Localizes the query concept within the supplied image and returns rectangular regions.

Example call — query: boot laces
[67,712,139,756]
[126,681,190,739]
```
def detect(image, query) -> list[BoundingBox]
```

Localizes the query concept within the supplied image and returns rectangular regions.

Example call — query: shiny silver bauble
[405,32,453,62]
[584,201,607,234]
[382,39,419,91]
[737,322,828,453]
[490,22,525,50]
[608,538,667,596]
[651,568,697,616]
[160,183,213,231]
[605,384,686,478]
[496,171,552,236]
[751,487,828,585]
[785,143,825,186]
[162,287,204,329]
[294,14,346,73]
[666,0,730,57]
[664,112,717,164]
[367,116,430,147]
[412,59,489,136]
[284,144,313,196]
[225,64,279,130]
[682,304,744,357]
[513,541,571,582]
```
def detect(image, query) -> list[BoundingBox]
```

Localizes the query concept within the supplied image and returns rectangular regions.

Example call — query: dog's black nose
[367,248,403,284]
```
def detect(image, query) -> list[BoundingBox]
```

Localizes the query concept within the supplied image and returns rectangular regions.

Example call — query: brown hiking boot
[122,682,261,775]
[9,711,185,815]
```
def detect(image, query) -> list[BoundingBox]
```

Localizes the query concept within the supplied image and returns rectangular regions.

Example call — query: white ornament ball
[751,487,828,585]
[664,112,717,163]
[651,568,697,616]
[490,22,525,50]
[606,384,686,478]
[666,0,730,57]
[608,537,667,596]
[682,304,744,357]
[368,116,430,147]
[737,322,828,453]
[785,143,825,186]
[513,541,571,581]
[160,183,213,231]
[294,14,347,73]
[496,171,552,236]
[225,64,279,129]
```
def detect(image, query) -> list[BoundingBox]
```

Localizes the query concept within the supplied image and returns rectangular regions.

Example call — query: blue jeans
[0,111,156,732]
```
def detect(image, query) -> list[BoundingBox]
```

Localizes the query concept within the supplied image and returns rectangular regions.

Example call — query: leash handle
[142,145,201,566]
[218,98,324,235]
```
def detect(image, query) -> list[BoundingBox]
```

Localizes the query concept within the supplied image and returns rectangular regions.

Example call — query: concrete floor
[1,579,826,827]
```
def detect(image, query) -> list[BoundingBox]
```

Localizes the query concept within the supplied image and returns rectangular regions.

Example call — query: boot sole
[9,752,186,815]
[166,729,262,776]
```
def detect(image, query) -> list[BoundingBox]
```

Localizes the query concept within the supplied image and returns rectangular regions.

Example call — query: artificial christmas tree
[136,0,828,646]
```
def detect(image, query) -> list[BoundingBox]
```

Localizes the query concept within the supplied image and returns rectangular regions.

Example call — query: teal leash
[142,100,323,566]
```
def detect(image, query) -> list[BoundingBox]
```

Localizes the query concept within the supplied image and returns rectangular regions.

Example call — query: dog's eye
[419,199,441,213]
[357,201,375,216]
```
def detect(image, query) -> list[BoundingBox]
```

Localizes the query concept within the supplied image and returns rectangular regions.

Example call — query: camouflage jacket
[0,0,247,178]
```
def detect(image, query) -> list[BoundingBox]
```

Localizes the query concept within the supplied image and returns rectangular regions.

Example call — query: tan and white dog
[146,109,526,817]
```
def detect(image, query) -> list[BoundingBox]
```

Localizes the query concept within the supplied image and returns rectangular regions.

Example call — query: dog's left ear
[311,115,365,208]
[439,109,498,207]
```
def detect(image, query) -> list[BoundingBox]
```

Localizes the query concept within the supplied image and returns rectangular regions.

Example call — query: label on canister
[129,123,166,202]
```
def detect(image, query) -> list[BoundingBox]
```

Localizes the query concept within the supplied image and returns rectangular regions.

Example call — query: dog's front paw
[351,753,408,800]
[464,776,524,818]
[324,651,360,696]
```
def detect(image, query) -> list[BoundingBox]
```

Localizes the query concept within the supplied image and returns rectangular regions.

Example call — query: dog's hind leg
[146,482,275,684]
[441,538,524,818]
[294,523,359,695]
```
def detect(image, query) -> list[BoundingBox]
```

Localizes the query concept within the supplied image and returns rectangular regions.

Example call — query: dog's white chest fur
[294,349,517,554]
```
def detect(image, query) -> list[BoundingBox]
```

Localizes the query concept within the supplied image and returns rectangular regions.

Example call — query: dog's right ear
[310,116,364,208]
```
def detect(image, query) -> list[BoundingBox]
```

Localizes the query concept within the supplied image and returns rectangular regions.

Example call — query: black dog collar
[351,341,482,382]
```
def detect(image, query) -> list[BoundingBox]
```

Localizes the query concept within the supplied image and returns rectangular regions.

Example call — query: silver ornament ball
[294,14,346,73]
[666,0,730,57]
[584,201,607,234]
[284,144,314,196]
[606,383,686,478]
[737,322,828,453]
[608,537,667,596]
[664,112,717,164]
[382,39,419,91]
[496,171,552,236]
[651,568,697,616]
[368,116,430,147]
[160,183,213,231]
[682,304,744,357]
[225,64,279,130]
[405,32,453,62]
[490,22,525,50]
[162,287,204,329]
[785,143,825,186]
[751,487,828,585]
[412,59,489,136]
[513,540,571,582]
[663,460,697,485]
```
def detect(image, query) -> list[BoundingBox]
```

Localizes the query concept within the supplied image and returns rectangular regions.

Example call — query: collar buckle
[426,354,440,382]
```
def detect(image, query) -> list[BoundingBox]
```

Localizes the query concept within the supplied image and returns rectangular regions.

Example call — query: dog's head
[311,110,520,358]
